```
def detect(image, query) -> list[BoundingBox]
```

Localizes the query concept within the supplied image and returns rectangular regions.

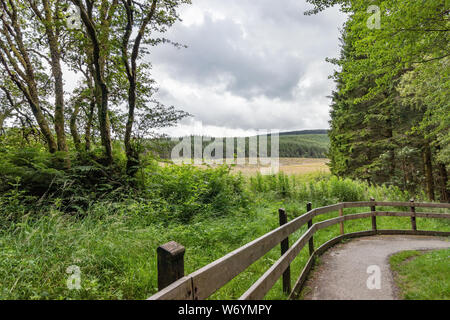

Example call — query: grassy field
[390,249,450,300]
[230,158,330,176]
[165,157,330,176]
[0,168,448,300]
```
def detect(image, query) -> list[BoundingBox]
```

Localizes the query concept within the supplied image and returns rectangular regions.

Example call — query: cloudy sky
[150,0,347,137]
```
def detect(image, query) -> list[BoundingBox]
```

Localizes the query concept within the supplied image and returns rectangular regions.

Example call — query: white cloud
[151,0,347,136]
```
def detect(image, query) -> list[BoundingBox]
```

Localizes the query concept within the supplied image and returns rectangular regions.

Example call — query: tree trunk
[0,114,5,134]
[84,62,96,152]
[125,80,139,175]
[28,89,58,153]
[122,0,158,175]
[95,82,113,164]
[70,102,82,152]
[0,1,58,154]
[85,98,95,152]
[42,0,68,154]
[423,143,435,201]
[73,0,114,165]
[438,163,449,203]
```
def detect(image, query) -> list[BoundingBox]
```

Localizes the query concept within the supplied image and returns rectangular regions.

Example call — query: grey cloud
[150,0,347,131]
[152,15,305,100]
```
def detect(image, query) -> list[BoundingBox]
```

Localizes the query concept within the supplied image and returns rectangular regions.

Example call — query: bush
[0,146,138,215]
[248,172,413,206]
[145,164,250,223]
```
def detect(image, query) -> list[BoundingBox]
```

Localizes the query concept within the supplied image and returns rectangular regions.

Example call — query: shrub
[145,164,250,223]
[248,172,413,206]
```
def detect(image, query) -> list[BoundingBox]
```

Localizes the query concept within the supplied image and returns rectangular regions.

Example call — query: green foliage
[0,168,447,300]
[144,164,250,223]
[278,134,329,158]
[319,1,450,200]
[249,172,411,206]
[390,249,450,300]
[0,140,250,224]
[156,133,330,160]
[0,144,127,213]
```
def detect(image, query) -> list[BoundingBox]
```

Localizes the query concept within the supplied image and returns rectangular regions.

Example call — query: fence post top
[370,197,375,201]
[157,241,185,257]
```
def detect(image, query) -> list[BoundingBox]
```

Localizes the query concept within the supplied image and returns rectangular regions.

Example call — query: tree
[70,0,117,164]
[69,0,190,171]
[314,0,449,200]
[0,0,58,153]
[1,0,190,178]
[119,0,190,174]
[28,0,69,154]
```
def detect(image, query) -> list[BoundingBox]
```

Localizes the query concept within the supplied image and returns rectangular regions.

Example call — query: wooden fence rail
[148,200,450,300]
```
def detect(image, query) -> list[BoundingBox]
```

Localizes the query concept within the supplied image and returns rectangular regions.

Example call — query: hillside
[277,133,329,158]
[154,130,330,159]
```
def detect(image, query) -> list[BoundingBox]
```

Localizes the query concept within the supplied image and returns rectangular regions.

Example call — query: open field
[164,158,330,176]
[230,158,330,176]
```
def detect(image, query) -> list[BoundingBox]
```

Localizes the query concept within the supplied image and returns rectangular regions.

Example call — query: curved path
[303,235,450,300]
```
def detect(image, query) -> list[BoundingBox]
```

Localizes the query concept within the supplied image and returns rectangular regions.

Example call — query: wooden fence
[148,199,450,300]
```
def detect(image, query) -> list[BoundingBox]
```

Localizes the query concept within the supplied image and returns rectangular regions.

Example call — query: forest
[155,132,330,159]
[320,0,449,201]
[0,0,448,301]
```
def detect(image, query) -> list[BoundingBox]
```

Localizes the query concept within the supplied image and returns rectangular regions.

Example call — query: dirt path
[303,235,450,300]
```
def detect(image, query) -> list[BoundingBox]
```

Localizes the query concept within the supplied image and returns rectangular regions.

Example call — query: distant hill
[153,130,330,159]
[278,132,329,158]
[279,129,328,136]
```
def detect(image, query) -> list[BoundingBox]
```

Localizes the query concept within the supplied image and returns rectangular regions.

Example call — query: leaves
[319,0,449,199]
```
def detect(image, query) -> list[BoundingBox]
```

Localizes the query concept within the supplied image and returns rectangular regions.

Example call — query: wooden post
[278,208,291,294]
[157,241,185,291]
[339,207,345,235]
[307,202,314,256]
[410,199,417,231]
[370,198,377,232]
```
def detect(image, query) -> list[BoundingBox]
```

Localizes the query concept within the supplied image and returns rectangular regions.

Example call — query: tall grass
[390,249,450,300]
[0,168,447,300]
[248,172,417,205]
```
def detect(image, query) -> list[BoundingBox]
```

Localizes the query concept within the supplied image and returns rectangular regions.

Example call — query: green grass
[390,249,450,300]
[0,170,448,300]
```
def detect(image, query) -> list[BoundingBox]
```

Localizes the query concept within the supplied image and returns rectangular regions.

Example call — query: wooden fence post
[278,208,291,294]
[370,198,377,232]
[157,241,185,291]
[339,207,345,235]
[307,202,314,256]
[410,199,417,231]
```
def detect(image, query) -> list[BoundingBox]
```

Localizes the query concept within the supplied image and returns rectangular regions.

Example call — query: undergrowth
[0,147,447,300]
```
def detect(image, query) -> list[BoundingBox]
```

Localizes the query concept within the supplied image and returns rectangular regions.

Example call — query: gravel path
[303,235,450,300]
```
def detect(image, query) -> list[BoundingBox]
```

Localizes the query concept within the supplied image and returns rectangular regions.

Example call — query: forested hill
[277,131,329,158]
[155,130,330,159]
[279,129,328,136]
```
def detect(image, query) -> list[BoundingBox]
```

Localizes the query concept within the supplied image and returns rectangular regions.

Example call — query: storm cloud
[150,0,347,136]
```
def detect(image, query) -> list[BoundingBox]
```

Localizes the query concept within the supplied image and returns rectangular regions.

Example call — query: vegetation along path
[303,235,450,300]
